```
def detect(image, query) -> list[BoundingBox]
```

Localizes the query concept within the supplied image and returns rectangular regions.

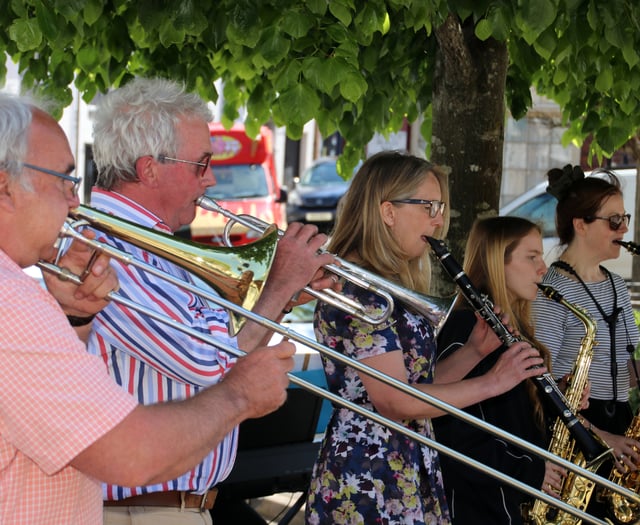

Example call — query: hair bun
[546,164,585,200]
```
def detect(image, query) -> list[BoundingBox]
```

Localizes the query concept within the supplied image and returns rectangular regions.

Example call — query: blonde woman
[434,217,560,524]
[305,152,545,525]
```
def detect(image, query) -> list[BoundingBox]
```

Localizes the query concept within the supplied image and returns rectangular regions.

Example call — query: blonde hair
[328,151,449,294]
[463,216,551,428]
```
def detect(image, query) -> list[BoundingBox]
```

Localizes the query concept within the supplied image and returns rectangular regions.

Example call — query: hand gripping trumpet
[426,236,613,466]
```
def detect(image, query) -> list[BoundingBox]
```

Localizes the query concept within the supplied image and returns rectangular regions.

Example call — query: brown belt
[104,489,217,510]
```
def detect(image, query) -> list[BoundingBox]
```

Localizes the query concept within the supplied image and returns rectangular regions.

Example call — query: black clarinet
[427,236,611,465]
[615,239,640,255]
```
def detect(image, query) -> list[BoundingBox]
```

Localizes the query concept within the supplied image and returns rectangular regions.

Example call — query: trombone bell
[70,205,279,336]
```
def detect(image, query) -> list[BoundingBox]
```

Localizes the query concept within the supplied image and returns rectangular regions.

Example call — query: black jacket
[433,309,547,525]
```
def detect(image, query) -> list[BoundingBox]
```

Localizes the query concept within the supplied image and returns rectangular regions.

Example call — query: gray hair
[0,93,33,184]
[92,77,213,190]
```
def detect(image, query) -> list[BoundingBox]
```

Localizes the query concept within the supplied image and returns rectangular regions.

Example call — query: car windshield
[504,192,558,237]
[300,163,347,186]
[205,164,269,199]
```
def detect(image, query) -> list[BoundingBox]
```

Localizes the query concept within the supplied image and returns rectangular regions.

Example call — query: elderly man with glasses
[0,92,299,524]
[86,77,336,525]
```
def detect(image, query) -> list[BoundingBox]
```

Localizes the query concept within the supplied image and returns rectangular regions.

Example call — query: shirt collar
[90,188,172,233]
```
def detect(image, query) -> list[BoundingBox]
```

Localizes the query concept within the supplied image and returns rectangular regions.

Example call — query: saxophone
[604,239,640,524]
[601,416,640,523]
[527,284,611,525]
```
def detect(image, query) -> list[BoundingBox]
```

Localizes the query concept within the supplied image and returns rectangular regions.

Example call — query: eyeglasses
[389,199,446,218]
[22,162,81,197]
[585,213,631,231]
[158,153,212,178]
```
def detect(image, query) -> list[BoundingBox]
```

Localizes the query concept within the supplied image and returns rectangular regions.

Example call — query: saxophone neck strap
[551,260,623,406]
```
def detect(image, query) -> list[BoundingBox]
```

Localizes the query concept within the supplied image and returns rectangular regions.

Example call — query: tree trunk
[430,14,508,296]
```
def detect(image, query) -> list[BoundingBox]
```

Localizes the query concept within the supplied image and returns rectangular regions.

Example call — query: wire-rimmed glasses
[158,153,212,178]
[389,198,446,218]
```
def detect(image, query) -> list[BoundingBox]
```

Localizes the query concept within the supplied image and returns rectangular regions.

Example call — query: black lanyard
[551,261,623,406]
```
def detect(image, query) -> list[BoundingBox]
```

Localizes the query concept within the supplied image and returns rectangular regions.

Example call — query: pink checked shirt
[0,249,138,524]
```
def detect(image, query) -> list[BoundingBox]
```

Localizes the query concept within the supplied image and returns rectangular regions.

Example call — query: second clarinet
[427,236,612,465]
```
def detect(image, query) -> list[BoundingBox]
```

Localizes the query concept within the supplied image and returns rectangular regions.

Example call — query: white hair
[93,77,213,190]
[0,93,33,180]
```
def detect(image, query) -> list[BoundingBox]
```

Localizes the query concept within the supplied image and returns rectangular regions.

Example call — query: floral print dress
[305,283,451,525]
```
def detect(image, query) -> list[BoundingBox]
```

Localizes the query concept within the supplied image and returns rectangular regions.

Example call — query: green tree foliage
[2,0,640,279]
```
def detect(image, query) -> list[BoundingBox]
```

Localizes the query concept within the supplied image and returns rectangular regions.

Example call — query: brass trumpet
[37,208,640,525]
[197,195,453,332]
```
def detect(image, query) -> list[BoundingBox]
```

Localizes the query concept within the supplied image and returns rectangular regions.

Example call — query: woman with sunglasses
[305,151,545,525]
[531,165,640,519]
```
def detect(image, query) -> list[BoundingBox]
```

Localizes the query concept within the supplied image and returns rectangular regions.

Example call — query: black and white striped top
[532,265,639,402]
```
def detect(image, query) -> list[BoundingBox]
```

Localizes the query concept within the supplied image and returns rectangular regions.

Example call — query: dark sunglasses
[585,213,631,231]
[389,199,446,218]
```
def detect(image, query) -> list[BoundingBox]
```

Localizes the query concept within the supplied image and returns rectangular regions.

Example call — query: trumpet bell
[70,205,279,336]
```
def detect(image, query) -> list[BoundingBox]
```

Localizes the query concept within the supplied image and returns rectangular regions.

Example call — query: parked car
[499,167,637,279]
[286,157,353,233]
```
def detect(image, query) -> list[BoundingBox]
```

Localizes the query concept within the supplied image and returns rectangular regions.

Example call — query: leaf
[329,0,353,27]
[475,19,492,41]
[596,125,634,156]
[34,2,62,42]
[159,19,185,47]
[515,0,557,45]
[276,84,320,127]
[52,55,75,86]
[83,0,104,25]
[306,0,328,16]
[9,18,42,52]
[339,69,367,103]
[76,45,101,71]
[273,60,302,92]
[354,3,386,39]
[622,43,640,69]
[256,26,290,65]
[281,10,316,38]
[303,56,347,94]
[595,67,613,92]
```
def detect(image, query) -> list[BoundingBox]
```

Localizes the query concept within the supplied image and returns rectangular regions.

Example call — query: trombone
[39,208,640,525]
[197,195,452,331]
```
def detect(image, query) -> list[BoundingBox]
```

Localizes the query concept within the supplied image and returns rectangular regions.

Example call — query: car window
[205,164,269,199]
[300,164,345,186]
[504,192,558,237]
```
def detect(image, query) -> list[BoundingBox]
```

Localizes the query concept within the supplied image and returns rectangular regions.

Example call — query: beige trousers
[104,506,213,525]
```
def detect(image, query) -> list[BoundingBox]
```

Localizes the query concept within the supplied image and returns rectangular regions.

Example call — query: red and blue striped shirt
[87,188,238,500]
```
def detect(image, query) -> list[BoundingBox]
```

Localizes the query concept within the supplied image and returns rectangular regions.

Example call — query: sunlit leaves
[2,0,640,170]
[9,18,42,52]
